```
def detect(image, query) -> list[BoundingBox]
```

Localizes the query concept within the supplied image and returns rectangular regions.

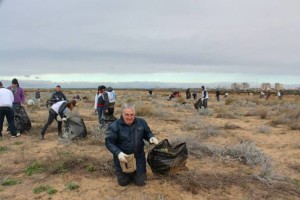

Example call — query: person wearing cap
[39,100,76,140]
[0,82,19,138]
[94,85,106,127]
[6,78,25,134]
[105,104,159,186]
[50,85,67,105]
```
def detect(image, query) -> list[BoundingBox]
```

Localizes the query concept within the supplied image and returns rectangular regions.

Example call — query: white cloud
[0,0,299,83]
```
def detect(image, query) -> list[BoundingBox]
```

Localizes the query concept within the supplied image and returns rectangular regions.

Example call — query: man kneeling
[105,104,159,186]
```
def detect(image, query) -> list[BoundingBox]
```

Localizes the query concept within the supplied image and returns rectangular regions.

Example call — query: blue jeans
[0,107,17,136]
[97,107,105,123]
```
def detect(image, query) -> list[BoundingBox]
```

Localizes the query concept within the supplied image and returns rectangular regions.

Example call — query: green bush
[2,178,19,186]
[65,182,80,190]
[26,162,45,176]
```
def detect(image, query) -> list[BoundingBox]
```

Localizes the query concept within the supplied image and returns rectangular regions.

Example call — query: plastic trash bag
[62,116,87,140]
[147,139,188,175]
[14,106,31,133]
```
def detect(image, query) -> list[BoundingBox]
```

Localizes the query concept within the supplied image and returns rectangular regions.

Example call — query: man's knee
[134,173,147,187]
[117,172,132,186]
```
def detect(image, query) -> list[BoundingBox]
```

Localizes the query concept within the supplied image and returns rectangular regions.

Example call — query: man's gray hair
[121,103,135,114]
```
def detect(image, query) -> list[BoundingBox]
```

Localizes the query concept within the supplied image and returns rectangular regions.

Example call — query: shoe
[16,132,21,137]
[11,135,17,138]
[6,130,11,134]
[39,133,44,140]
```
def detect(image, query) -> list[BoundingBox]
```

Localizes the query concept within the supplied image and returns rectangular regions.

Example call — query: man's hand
[62,117,67,121]
[118,152,128,163]
[149,137,159,145]
[57,116,62,122]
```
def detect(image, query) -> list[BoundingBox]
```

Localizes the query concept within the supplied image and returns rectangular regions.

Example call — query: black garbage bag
[147,139,188,175]
[62,116,87,140]
[14,106,31,133]
[193,98,203,109]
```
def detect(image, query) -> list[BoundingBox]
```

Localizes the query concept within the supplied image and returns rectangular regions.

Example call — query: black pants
[116,172,147,187]
[0,107,17,136]
[7,103,20,133]
[203,99,208,109]
[40,109,62,138]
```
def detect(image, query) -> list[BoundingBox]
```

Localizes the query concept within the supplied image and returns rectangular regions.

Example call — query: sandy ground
[0,89,299,200]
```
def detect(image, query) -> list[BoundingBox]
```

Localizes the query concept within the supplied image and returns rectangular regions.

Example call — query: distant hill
[0,80,299,89]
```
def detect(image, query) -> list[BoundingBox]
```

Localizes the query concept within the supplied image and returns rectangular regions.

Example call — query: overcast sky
[0,0,299,87]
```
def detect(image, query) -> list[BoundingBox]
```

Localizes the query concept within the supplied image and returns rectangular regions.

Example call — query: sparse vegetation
[1,89,299,199]
[26,162,45,176]
[257,124,271,134]
[2,178,19,186]
[65,182,80,190]
[0,146,9,153]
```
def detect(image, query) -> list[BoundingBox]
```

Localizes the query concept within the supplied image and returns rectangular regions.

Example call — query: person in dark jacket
[94,85,106,127]
[185,88,191,99]
[35,89,41,101]
[105,104,159,187]
[39,100,76,140]
[50,85,67,105]
[7,78,25,134]
[216,89,220,102]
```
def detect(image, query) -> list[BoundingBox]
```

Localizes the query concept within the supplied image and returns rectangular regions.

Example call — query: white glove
[149,137,159,145]
[62,117,67,121]
[57,115,62,122]
[118,152,128,163]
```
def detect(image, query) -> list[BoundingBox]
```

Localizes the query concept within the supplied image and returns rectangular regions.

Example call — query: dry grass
[1,90,299,199]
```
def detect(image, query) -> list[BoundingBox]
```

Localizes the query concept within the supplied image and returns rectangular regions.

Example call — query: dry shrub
[199,123,221,138]
[222,140,266,166]
[290,164,300,173]
[259,109,268,119]
[170,134,218,158]
[257,124,271,134]
[290,118,300,130]
[216,113,236,119]
[244,110,258,117]
[30,150,115,177]
[225,97,234,105]
[271,114,293,126]
[224,122,241,129]
[173,170,300,198]
[181,118,202,131]
[135,103,158,116]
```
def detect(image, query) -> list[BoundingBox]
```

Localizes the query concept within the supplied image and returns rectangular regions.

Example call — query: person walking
[216,89,220,102]
[201,86,209,109]
[39,100,76,140]
[0,82,19,138]
[105,104,159,186]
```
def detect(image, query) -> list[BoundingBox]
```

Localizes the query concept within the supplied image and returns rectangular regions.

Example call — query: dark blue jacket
[105,117,154,174]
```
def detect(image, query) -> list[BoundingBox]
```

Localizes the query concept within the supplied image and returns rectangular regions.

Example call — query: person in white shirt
[39,100,76,140]
[0,82,18,138]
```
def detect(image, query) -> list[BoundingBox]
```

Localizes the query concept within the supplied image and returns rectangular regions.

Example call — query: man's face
[56,87,61,92]
[122,108,135,125]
